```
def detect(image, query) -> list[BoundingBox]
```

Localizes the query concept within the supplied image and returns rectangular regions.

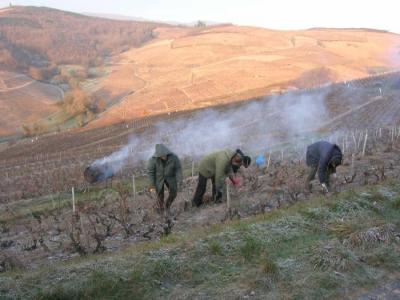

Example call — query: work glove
[321,183,329,193]
[230,177,241,186]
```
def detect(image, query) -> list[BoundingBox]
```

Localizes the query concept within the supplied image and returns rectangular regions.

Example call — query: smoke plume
[93,87,332,173]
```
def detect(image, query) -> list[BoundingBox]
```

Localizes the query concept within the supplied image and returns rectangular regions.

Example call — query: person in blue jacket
[305,141,343,193]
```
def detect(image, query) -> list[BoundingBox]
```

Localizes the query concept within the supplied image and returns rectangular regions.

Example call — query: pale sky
[1,0,399,34]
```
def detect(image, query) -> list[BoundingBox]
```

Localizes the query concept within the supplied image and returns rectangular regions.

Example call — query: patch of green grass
[300,206,331,221]
[37,270,146,300]
[392,196,400,210]
[208,239,223,256]
[259,252,279,277]
[148,258,182,281]
[238,235,263,262]
[317,272,342,290]
[360,244,400,271]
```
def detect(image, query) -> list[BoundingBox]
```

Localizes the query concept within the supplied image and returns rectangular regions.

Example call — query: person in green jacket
[192,149,251,207]
[148,144,183,214]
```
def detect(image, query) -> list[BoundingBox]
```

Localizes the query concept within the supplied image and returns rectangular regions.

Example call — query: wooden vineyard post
[80,214,90,249]
[72,187,76,213]
[266,152,271,172]
[391,127,395,143]
[351,153,355,172]
[357,132,363,150]
[191,161,195,178]
[362,129,368,157]
[226,182,231,213]
[281,150,284,162]
[342,136,345,155]
[132,175,136,201]
[352,132,357,151]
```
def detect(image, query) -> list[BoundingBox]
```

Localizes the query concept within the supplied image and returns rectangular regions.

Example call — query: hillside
[0,6,161,136]
[0,6,158,71]
[0,70,62,136]
[87,25,400,129]
[1,6,400,136]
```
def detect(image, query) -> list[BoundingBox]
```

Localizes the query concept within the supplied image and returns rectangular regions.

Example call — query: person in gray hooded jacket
[148,144,182,214]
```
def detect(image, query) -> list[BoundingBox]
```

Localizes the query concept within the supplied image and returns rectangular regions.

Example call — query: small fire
[84,163,114,184]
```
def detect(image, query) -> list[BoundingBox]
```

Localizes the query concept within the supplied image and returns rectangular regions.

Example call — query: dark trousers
[306,165,331,189]
[192,173,216,207]
[157,181,177,212]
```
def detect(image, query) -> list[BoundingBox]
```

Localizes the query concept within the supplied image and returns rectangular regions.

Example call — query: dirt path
[0,80,34,92]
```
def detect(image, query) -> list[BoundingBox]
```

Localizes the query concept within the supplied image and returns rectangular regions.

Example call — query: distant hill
[83,12,221,27]
[1,6,400,138]
[87,25,400,129]
[82,12,150,22]
[0,6,160,72]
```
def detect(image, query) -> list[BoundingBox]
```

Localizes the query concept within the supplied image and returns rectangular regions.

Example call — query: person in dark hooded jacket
[306,141,343,193]
[148,144,182,214]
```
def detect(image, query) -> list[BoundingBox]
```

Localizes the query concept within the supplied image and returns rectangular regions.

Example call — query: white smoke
[93,87,333,174]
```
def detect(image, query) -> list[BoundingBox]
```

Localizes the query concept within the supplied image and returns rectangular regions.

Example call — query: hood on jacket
[330,153,343,167]
[153,144,172,158]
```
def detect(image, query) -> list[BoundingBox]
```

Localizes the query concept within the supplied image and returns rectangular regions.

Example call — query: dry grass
[311,240,358,271]
[344,224,398,249]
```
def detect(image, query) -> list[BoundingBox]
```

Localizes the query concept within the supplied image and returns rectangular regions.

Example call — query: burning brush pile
[84,163,114,184]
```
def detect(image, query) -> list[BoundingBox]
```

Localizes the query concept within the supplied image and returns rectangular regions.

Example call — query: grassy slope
[1,182,400,299]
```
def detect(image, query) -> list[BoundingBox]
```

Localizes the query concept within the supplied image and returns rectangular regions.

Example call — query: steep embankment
[1,183,400,299]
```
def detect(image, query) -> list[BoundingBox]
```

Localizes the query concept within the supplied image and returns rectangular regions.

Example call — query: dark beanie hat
[243,156,251,168]
[235,149,251,167]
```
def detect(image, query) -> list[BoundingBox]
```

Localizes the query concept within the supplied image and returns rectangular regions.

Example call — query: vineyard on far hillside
[1,72,400,202]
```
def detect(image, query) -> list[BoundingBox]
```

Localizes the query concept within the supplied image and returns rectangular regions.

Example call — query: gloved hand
[148,186,156,193]
[230,177,241,186]
[321,183,329,193]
